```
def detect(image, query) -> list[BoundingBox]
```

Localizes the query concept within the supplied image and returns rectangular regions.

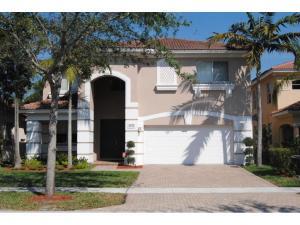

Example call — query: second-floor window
[266,83,273,104]
[61,78,69,92]
[292,80,300,89]
[196,61,229,83]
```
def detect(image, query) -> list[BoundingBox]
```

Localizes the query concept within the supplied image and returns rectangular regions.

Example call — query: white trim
[251,69,299,86]
[140,111,251,123]
[192,83,234,96]
[172,50,247,56]
[90,69,138,108]
[155,84,178,91]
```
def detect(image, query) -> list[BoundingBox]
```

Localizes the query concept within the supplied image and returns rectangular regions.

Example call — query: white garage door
[144,126,233,165]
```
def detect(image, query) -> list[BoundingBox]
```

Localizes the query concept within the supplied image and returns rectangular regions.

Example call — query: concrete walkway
[95,193,300,212]
[1,186,300,194]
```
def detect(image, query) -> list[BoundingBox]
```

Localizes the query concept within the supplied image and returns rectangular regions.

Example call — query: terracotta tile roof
[273,100,300,114]
[158,38,227,50]
[252,61,298,83]
[21,99,69,110]
[122,38,231,50]
[271,61,295,70]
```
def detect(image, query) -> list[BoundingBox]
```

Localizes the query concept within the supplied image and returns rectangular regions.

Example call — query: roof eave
[251,69,298,86]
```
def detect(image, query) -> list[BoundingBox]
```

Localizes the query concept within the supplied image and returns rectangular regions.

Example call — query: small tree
[125,141,135,165]
[0,12,187,196]
[0,51,34,168]
[243,137,255,165]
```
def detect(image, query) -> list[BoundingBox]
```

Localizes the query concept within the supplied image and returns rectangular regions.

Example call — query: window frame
[196,60,229,84]
[292,80,300,90]
[266,82,273,104]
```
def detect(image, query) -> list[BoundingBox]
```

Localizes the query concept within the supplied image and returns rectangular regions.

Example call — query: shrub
[243,137,254,147]
[127,157,135,165]
[73,157,90,170]
[243,137,254,165]
[124,141,135,165]
[127,141,135,149]
[269,147,296,175]
[24,158,43,170]
[56,153,68,167]
[126,149,135,156]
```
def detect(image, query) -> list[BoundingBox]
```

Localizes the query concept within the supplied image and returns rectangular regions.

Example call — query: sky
[174,12,299,78]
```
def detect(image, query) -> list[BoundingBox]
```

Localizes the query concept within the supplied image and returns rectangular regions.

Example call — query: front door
[100,119,125,161]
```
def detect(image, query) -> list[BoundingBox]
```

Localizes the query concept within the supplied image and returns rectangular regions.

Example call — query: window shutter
[156,59,177,91]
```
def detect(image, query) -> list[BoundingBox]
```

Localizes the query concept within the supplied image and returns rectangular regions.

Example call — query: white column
[76,80,95,163]
[26,120,42,158]
[125,104,142,165]
[233,117,253,165]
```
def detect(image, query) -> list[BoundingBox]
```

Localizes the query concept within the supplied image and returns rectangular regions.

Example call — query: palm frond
[65,66,78,83]
[276,32,300,43]
[246,12,256,30]
[208,32,251,48]
[261,12,275,25]
[275,13,300,27]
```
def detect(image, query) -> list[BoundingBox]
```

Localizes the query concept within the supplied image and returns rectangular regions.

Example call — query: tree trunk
[257,78,263,166]
[67,84,72,169]
[14,97,22,169]
[45,85,60,197]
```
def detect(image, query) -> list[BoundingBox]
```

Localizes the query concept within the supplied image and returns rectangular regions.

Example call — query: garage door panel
[144,126,233,165]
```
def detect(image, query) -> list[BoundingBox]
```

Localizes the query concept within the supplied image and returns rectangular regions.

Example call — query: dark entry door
[100,119,125,161]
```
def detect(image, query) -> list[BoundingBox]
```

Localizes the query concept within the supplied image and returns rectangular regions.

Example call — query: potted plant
[124,141,135,166]
[243,137,255,165]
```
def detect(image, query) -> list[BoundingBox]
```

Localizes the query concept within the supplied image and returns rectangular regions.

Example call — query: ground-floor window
[280,124,294,146]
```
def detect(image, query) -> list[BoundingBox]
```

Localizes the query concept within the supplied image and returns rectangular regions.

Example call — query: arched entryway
[92,76,125,162]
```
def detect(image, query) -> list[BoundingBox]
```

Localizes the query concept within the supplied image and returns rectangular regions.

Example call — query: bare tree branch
[33,13,55,49]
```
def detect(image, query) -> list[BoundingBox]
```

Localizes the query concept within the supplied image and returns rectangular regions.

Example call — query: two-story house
[251,61,300,147]
[20,38,252,165]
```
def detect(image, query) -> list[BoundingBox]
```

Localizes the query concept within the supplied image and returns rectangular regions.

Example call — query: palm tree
[209,12,300,166]
[40,59,78,169]
[65,67,78,169]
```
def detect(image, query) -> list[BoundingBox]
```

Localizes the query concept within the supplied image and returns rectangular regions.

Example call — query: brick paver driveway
[96,165,300,212]
[132,165,274,188]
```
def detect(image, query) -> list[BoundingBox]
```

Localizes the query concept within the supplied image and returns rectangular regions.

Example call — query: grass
[244,164,300,187]
[0,192,125,211]
[0,170,139,187]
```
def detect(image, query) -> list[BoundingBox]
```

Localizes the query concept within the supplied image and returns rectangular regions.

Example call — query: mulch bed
[116,165,143,169]
[29,194,73,202]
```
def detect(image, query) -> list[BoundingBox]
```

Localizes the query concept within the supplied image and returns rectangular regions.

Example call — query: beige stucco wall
[133,57,249,125]
[251,72,300,145]
[276,73,300,109]
[42,56,251,126]
[43,81,51,100]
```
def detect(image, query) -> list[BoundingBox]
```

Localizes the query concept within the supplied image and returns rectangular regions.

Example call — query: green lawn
[0,170,139,187]
[0,192,125,211]
[244,165,300,187]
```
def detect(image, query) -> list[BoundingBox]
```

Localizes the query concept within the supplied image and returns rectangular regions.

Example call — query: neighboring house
[251,61,300,147]
[0,100,26,161]
[20,38,252,165]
